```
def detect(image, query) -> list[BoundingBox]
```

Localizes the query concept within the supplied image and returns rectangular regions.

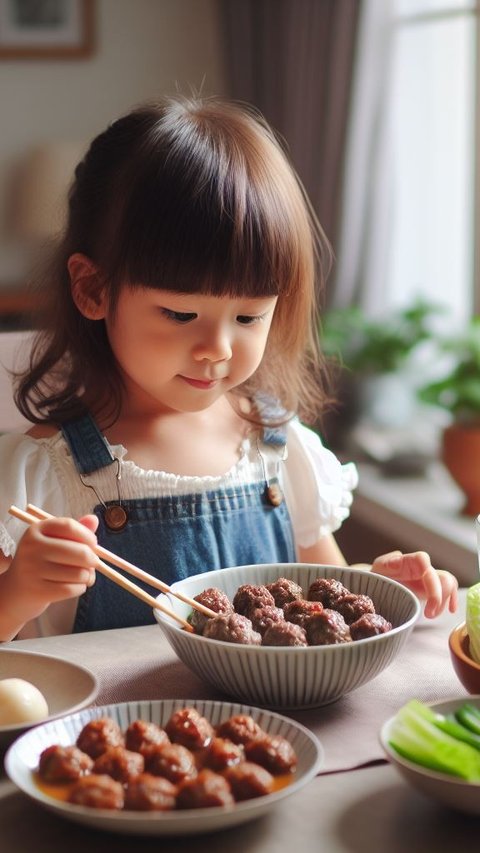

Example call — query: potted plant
[321,299,442,433]
[418,316,480,515]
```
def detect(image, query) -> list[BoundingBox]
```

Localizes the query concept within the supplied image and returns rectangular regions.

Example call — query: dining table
[0,587,477,852]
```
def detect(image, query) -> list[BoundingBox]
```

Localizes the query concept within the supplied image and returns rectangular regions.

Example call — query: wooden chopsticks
[8,504,213,633]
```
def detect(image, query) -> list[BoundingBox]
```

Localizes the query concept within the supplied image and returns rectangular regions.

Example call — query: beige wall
[0,0,228,284]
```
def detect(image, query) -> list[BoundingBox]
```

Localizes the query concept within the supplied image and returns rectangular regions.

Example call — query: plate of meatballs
[4,698,323,836]
[154,564,421,709]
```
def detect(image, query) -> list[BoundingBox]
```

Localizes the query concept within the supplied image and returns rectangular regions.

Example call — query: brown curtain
[219,0,361,257]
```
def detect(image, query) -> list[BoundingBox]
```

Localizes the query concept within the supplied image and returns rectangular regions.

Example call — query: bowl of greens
[449,581,480,694]
[380,697,480,814]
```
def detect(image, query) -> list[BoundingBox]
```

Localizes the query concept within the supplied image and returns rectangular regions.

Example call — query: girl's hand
[371,550,458,618]
[3,515,99,626]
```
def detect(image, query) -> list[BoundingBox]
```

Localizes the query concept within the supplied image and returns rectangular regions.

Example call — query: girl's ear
[68,253,107,320]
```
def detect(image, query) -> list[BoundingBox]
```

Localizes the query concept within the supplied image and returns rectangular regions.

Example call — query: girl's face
[101,286,277,415]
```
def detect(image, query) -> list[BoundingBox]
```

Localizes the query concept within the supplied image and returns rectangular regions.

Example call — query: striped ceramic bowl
[154,564,421,710]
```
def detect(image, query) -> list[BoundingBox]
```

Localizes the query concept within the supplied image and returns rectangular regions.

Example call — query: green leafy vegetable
[388,699,480,781]
[466,582,480,664]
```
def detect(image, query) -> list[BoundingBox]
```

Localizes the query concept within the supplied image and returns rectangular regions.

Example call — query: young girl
[0,96,457,640]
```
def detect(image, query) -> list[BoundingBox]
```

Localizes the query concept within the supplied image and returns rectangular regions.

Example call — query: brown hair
[15,95,332,426]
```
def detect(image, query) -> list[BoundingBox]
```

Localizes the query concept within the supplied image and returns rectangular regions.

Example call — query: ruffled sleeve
[281,419,358,549]
[0,433,66,559]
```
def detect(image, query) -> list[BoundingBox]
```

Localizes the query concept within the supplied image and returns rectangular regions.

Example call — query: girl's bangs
[116,193,298,300]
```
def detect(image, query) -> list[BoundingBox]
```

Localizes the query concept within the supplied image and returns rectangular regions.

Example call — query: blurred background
[1,0,479,576]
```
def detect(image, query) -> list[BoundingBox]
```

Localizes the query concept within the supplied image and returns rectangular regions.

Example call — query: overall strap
[255,392,289,447]
[61,412,115,475]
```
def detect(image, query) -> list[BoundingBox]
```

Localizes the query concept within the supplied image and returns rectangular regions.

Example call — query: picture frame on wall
[0,0,94,59]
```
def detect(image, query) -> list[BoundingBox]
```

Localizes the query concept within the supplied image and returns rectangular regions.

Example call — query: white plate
[5,698,323,836]
[0,649,98,749]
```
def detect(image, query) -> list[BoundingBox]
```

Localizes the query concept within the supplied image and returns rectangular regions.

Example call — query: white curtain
[333,0,396,313]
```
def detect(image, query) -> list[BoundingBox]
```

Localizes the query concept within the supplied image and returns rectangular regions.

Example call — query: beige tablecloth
[2,590,468,773]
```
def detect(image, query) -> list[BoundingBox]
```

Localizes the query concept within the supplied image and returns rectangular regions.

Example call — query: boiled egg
[0,678,49,725]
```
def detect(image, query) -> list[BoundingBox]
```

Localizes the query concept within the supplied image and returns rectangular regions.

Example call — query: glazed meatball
[203,737,244,771]
[93,745,144,783]
[232,584,275,618]
[124,773,177,812]
[125,719,170,755]
[216,714,266,745]
[176,768,234,809]
[350,613,393,640]
[250,604,284,637]
[307,577,348,607]
[203,612,262,645]
[283,599,324,629]
[68,774,124,810]
[144,742,197,784]
[165,707,214,749]
[262,620,308,647]
[334,593,376,625]
[76,717,124,759]
[190,587,234,635]
[225,761,274,800]
[266,577,304,608]
[38,744,93,783]
[306,609,351,645]
[245,735,298,774]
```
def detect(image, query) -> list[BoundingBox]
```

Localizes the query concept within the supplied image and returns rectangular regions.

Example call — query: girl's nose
[192,328,233,363]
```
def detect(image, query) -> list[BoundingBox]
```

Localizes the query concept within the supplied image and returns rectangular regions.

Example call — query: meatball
[144,742,197,784]
[203,612,262,645]
[190,587,234,635]
[262,621,308,647]
[124,773,177,812]
[93,745,144,783]
[244,735,298,774]
[38,744,93,782]
[350,613,393,640]
[203,737,244,771]
[306,608,351,645]
[334,593,376,625]
[232,584,275,618]
[68,774,124,810]
[250,605,284,637]
[225,761,274,800]
[307,577,348,607]
[216,714,266,745]
[165,707,214,749]
[283,599,324,629]
[125,719,170,755]
[266,577,304,608]
[176,768,234,809]
[76,717,124,759]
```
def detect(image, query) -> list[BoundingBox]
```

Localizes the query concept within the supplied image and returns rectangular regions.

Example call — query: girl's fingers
[78,514,100,533]
[34,516,98,549]
[371,550,459,616]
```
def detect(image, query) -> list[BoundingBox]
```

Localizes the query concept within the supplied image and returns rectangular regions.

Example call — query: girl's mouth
[181,376,218,389]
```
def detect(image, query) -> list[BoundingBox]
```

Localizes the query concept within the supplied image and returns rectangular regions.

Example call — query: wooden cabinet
[0,286,38,329]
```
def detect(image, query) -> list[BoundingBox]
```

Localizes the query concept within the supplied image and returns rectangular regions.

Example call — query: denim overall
[61,412,296,632]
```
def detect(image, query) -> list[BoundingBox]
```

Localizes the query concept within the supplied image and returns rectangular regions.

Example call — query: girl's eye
[236,315,262,325]
[161,308,197,324]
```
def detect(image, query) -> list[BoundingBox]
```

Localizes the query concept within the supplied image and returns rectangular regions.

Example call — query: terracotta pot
[442,423,480,516]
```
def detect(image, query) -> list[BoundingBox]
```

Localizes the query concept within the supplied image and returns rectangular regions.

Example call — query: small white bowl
[380,696,480,815]
[154,563,420,710]
[0,650,98,749]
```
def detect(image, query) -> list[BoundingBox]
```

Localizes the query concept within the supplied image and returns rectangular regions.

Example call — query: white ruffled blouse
[0,419,357,638]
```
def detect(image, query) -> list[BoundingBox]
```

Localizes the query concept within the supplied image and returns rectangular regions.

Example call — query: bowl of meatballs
[154,563,421,710]
[4,698,323,836]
